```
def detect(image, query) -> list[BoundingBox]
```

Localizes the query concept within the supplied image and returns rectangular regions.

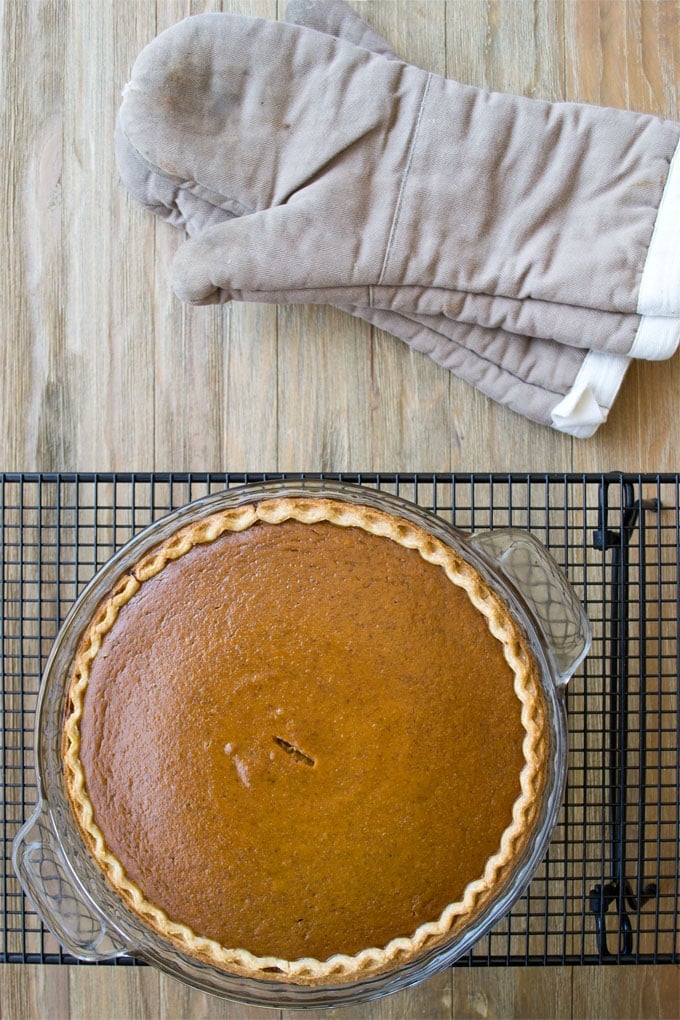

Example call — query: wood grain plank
[565,0,680,474]
[627,0,680,472]
[572,963,680,1020]
[67,965,159,1020]
[0,0,160,470]
[58,0,157,470]
[451,964,572,1020]
[159,969,280,1019]
[280,968,452,1020]
[0,0,68,469]
[224,303,280,472]
[0,963,69,1020]
[275,303,370,471]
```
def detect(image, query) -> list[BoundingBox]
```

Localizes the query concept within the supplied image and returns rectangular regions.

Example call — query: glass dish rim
[19,476,574,1008]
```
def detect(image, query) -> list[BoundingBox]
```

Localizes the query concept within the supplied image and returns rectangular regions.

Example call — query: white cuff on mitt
[551,350,630,438]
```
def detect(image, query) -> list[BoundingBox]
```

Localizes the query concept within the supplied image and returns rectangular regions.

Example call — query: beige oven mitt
[115,75,627,437]
[285,0,680,363]
[115,7,679,433]
[117,11,680,341]
[114,5,636,435]
[117,112,611,433]
[281,0,634,435]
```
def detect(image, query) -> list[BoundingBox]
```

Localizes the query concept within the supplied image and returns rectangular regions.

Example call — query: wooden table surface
[1,1,678,1017]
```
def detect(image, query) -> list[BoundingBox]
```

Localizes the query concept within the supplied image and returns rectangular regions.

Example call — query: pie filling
[63,497,547,983]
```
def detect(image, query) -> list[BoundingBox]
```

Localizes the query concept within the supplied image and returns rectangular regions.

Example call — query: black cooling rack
[1,472,678,967]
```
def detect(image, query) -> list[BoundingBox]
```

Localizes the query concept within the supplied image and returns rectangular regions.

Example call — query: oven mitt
[113,6,638,435]
[114,2,680,367]
[281,0,632,435]
[117,109,616,434]
[286,1,680,361]
[117,104,619,435]
[116,11,680,347]
[286,0,680,363]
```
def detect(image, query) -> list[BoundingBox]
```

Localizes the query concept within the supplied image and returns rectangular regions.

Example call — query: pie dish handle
[12,802,129,961]
[469,528,591,686]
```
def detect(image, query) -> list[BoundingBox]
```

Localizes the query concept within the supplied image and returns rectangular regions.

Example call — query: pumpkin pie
[62,496,547,983]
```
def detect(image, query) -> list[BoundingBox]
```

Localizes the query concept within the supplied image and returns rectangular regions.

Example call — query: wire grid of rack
[1,472,678,967]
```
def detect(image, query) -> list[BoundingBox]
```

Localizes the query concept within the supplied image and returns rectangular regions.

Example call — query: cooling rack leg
[588,477,659,958]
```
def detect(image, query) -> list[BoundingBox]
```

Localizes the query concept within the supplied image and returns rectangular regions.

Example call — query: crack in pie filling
[62,497,548,984]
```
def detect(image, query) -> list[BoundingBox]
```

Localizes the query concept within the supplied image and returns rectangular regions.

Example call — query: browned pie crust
[62,497,547,983]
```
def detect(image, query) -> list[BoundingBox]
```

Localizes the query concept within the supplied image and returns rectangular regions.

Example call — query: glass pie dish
[13,478,591,1008]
